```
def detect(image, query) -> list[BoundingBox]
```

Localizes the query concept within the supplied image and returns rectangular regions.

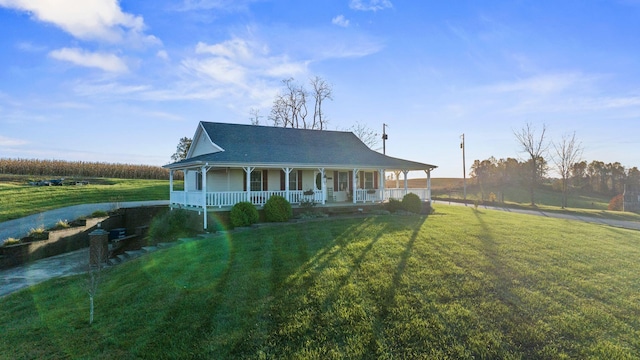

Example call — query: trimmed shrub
[230,201,259,227]
[264,195,293,222]
[402,193,423,214]
[385,198,403,213]
[90,210,109,218]
[2,238,20,246]
[148,209,198,243]
[608,194,624,211]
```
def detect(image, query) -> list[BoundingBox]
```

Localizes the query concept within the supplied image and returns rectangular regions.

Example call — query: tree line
[471,157,639,194]
[469,122,639,208]
[0,158,181,180]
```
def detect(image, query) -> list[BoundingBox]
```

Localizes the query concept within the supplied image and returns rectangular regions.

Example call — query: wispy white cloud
[184,38,308,87]
[175,0,257,11]
[332,15,350,27]
[49,47,128,73]
[156,50,169,60]
[0,0,159,46]
[0,135,28,147]
[483,73,594,95]
[461,72,640,119]
[73,81,151,97]
[16,41,47,52]
[349,0,392,12]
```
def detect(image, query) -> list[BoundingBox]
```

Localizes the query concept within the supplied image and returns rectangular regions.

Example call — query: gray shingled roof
[164,122,436,171]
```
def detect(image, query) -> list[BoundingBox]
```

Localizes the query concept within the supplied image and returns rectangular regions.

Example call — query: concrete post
[89,226,109,267]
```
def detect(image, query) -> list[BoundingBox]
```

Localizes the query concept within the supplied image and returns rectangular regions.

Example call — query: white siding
[268,170,281,191]
[190,130,218,158]
[185,170,198,191]
[228,169,244,191]
[206,169,229,191]
[301,170,315,191]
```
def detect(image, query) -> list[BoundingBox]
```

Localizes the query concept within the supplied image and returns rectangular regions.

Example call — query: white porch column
[352,168,359,204]
[425,169,432,202]
[243,166,254,203]
[318,168,326,205]
[403,170,409,195]
[283,167,292,203]
[379,169,385,202]
[202,165,208,230]
[183,170,189,208]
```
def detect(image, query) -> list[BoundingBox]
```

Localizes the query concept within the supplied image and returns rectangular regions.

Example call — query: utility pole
[461,133,467,201]
[382,123,388,155]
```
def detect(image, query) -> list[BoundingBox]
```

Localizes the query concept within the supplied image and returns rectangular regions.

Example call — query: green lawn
[0,176,181,223]
[2,205,639,359]
[433,183,612,210]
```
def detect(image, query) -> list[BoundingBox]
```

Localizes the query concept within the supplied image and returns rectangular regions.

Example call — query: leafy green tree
[171,137,192,162]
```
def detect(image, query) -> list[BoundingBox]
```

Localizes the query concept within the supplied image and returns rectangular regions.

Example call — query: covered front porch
[168,165,432,209]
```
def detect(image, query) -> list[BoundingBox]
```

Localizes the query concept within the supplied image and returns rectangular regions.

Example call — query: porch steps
[157,242,177,249]
[125,250,145,259]
[141,246,158,253]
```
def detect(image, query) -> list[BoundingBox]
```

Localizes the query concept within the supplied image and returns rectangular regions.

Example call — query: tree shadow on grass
[230,215,427,357]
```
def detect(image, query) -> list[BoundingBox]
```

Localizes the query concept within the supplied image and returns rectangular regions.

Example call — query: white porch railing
[170,188,430,208]
[385,188,430,201]
[354,189,381,203]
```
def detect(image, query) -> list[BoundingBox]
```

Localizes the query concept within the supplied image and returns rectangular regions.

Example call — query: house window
[338,172,348,191]
[289,171,298,190]
[195,172,203,190]
[364,172,374,189]
[250,171,262,191]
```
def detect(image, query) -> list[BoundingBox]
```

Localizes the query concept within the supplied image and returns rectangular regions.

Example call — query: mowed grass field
[390,177,613,210]
[0,175,182,223]
[1,205,639,359]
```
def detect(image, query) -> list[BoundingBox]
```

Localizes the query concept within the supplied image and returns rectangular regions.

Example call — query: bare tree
[269,78,308,128]
[347,121,381,150]
[310,76,332,130]
[552,132,583,208]
[514,122,549,206]
[249,108,262,125]
[268,76,332,130]
[171,137,192,162]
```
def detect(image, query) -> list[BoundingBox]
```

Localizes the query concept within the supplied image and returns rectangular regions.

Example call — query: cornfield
[0,158,184,180]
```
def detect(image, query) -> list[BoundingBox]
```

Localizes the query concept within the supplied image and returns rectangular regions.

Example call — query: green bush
[2,238,20,246]
[90,210,109,218]
[230,202,259,227]
[147,209,198,243]
[402,193,423,214]
[264,195,292,222]
[385,198,403,213]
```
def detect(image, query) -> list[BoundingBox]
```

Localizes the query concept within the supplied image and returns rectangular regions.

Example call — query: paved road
[0,200,169,241]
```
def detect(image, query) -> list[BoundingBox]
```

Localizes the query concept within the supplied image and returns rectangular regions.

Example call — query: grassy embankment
[0,175,183,223]
[1,205,639,359]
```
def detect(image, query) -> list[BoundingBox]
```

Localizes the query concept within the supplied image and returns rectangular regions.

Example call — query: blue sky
[1,0,639,178]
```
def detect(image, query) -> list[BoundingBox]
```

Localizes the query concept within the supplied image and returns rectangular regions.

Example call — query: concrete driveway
[0,200,169,241]
[0,201,167,298]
